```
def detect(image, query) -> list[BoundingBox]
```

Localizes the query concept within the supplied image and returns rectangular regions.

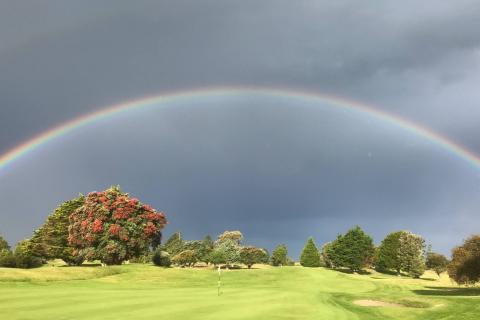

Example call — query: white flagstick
[217,266,222,296]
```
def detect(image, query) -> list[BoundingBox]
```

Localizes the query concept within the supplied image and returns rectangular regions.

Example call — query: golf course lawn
[1,264,479,319]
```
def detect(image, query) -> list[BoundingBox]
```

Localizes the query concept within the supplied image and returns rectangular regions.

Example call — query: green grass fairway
[1,264,479,319]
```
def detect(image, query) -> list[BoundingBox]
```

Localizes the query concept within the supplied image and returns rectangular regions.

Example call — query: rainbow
[1,86,480,172]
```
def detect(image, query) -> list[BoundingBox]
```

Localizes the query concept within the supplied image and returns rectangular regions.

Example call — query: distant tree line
[152,230,275,269]
[302,227,430,278]
[299,226,480,285]
[1,187,480,286]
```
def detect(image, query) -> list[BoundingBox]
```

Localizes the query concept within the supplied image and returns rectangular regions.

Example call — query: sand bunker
[354,300,403,307]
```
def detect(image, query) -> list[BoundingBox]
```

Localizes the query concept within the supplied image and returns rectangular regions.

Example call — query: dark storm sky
[1,1,480,258]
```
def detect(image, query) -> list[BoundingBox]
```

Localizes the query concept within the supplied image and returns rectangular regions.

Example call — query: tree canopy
[172,250,197,267]
[29,195,85,265]
[68,186,167,265]
[398,232,426,278]
[240,246,268,268]
[300,238,321,267]
[448,235,480,285]
[325,226,375,272]
[375,230,426,278]
[426,252,449,277]
[216,230,243,246]
[376,231,403,273]
[271,244,288,266]
[0,235,10,251]
[162,232,185,256]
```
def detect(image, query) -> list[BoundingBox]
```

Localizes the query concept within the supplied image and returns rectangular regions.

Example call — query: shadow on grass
[420,277,439,282]
[375,269,400,276]
[59,264,103,267]
[335,268,372,275]
[413,286,480,297]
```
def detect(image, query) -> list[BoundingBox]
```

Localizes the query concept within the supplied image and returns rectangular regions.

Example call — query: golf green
[1,264,478,319]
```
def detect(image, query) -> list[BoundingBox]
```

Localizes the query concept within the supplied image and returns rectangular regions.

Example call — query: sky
[1,0,480,258]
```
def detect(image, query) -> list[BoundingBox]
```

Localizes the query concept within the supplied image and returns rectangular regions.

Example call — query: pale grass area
[354,299,403,307]
[0,261,122,282]
[358,269,455,287]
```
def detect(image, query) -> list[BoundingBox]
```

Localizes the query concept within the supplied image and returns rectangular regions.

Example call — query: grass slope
[0,264,479,319]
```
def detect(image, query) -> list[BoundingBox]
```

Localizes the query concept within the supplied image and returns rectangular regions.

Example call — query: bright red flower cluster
[92,219,103,233]
[68,186,167,264]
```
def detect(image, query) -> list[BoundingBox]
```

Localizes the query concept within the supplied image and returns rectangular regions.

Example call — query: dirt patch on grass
[354,299,431,308]
[354,300,403,308]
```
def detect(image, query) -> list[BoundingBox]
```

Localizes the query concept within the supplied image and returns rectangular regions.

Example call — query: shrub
[286,257,295,266]
[0,249,16,268]
[152,249,171,267]
[130,252,153,264]
[14,240,42,269]
[0,236,15,268]
[171,250,197,267]
[300,238,321,267]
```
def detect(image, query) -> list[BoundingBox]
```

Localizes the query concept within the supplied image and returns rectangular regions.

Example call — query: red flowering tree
[68,186,167,265]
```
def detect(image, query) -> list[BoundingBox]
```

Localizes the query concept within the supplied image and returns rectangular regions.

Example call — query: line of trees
[302,227,429,277]
[1,187,479,286]
[153,230,277,269]
[299,226,480,285]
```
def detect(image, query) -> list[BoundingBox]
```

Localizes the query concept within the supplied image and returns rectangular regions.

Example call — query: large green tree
[0,249,16,268]
[398,232,426,278]
[0,235,10,251]
[240,246,268,268]
[327,226,375,272]
[426,252,449,277]
[209,239,240,267]
[375,230,426,278]
[68,186,167,265]
[216,230,243,246]
[300,238,321,267]
[13,240,42,269]
[162,232,185,256]
[321,242,335,268]
[183,240,203,254]
[271,244,288,266]
[448,235,480,285]
[0,235,15,268]
[375,231,403,274]
[29,196,85,265]
[198,235,214,264]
